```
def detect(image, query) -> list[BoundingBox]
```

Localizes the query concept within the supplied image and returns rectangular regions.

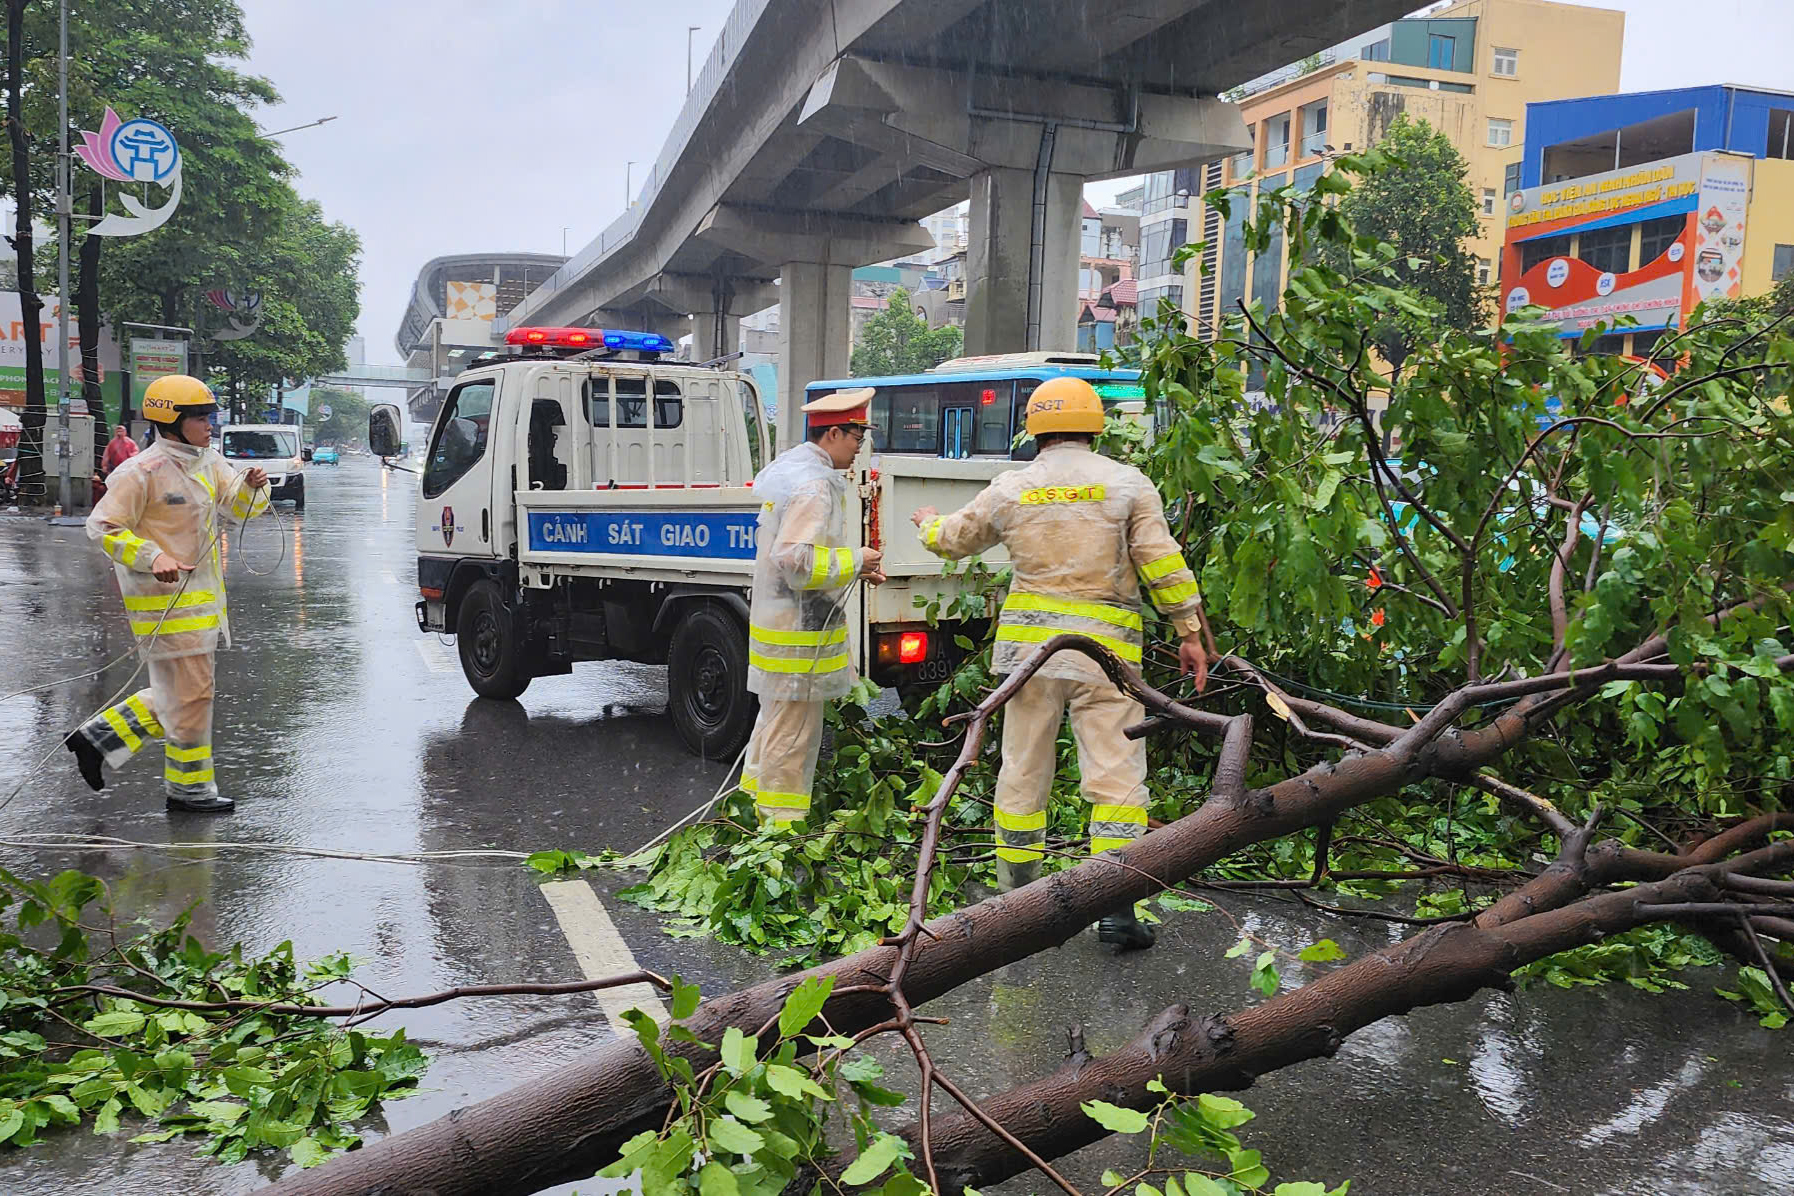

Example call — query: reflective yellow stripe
[995,624,1142,664]
[1091,804,1147,827]
[755,791,811,811]
[230,486,268,518]
[124,696,163,737]
[195,472,216,502]
[739,775,759,793]
[923,518,943,549]
[102,708,142,753]
[997,845,1044,862]
[750,624,848,647]
[1002,593,1143,631]
[807,546,830,589]
[1019,485,1105,505]
[749,650,851,675]
[122,590,218,612]
[1149,579,1201,605]
[1139,552,1189,583]
[164,764,216,785]
[831,547,855,584]
[102,530,149,568]
[129,614,220,636]
[994,808,1048,832]
[164,743,211,763]
[1091,837,1134,855]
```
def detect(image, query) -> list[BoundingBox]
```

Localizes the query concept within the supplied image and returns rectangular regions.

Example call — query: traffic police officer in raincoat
[912,376,1210,949]
[66,375,270,812]
[740,388,886,829]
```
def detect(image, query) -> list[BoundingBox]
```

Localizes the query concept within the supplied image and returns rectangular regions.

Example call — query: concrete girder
[812,56,1249,179]
[643,272,779,323]
[1126,0,1414,92]
[691,204,937,275]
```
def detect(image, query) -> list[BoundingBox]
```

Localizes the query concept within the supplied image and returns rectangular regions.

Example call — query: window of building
[1774,244,1794,282]
[1139,218,1187,279]
[1228,128,1255,180]
[1492,47,1518,76]
[1587,333,1629,358]
[1520,234,1571,276]
[1477,258,1492,286]
[1300,101,1329,157]
[1482,188,1497,217]
[1504,161,1524,196]
[423,379,495,499]
[1638,215,1685,266]
[1577,224,1632,276]
[1081,218,1102,258]
[1428,34,1456,70]
[1265,113,1292,169]
[1362,38,1390,62]
[1487,117,1513,148]
[1767,110,1794,161]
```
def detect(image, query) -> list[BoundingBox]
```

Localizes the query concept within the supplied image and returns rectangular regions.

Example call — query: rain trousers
[741,440,867,829]
[919,442,1202,880]
[76,437,269,801]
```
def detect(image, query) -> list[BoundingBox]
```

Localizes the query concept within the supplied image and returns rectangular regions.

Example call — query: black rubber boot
[64,732,105,792]
[166,793,235,814]
[1096,906,1156,951]
[996,858,1041,893]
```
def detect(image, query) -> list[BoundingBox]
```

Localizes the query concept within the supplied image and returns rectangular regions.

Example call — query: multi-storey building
[1165,0,1625,337]
[1500,84,1794,359]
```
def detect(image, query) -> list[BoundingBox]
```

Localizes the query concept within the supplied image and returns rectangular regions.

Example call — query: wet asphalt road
[0,457,1789,1195]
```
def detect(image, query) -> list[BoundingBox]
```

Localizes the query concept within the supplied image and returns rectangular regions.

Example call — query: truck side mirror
[302,448,314,462]
[369,403,403,458]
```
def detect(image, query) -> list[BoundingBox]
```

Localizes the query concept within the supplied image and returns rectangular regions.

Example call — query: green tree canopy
[850,288,962,377]
[304,385,368,445]
[1317,112,1486,371]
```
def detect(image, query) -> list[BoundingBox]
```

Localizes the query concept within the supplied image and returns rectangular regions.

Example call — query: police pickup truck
[370,324,1018,759]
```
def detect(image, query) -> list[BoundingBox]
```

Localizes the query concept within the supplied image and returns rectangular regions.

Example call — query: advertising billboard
[129,338,188,417]
[1501,151,1756,339]
[0,294,118,414]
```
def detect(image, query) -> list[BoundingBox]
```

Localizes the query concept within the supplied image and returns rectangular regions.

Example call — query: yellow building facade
[1185,0,1625,339]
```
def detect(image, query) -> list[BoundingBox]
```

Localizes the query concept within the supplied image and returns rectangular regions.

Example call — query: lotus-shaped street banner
[205,289,263,341]
[75,107,183,236]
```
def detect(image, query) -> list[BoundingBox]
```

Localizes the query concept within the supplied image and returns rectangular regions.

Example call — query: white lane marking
[379,569,400,586]
[539,880,670,1028]
[415,640,455,674]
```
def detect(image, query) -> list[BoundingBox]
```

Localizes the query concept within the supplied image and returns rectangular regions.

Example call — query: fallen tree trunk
[269,633,1785,1196]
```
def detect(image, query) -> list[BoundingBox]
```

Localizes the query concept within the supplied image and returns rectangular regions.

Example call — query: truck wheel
[667,604,755,760]
[456,579,531,700]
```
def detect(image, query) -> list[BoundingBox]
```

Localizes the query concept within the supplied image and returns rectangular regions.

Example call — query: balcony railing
[1227,150,1253,178]
[1300,130,1328,158]
[1265,141,1290,169]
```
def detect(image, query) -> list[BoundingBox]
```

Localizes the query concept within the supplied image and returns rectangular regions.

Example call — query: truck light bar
[504,326,674,355]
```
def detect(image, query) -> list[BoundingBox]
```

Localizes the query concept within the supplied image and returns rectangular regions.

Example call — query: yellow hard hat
[1024,376,1105,436]
[142,375,218,425]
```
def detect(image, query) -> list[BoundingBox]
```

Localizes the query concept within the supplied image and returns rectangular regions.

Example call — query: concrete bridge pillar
[963,165,1084,357]
[691,308,740,364]
[777,259,852,448]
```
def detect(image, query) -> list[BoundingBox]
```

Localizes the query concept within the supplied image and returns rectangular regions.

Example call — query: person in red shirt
[101,422,139,475]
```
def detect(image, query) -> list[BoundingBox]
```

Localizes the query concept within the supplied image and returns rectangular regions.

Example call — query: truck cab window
[585,377,681,428]
[423,379,495,499]
[528,399,569,491]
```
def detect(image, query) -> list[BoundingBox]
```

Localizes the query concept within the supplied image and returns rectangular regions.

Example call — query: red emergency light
[504,326,674,354]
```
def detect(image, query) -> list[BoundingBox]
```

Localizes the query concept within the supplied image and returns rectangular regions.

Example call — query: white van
[220,424,306,509]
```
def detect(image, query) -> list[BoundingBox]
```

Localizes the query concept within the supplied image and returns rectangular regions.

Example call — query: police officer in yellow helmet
[65,375,270,812]
[912,376,1209,950]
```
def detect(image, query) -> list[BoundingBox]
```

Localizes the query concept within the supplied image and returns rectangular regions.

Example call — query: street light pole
[54,0,71,514]
[258,115,338,140]
[687,26,701,95]
[626,161,635,208]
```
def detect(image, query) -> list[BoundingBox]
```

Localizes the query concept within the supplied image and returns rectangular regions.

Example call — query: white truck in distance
[371,324,1041,759]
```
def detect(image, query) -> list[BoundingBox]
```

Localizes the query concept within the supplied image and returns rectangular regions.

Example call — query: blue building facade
[1521,85,1794,191]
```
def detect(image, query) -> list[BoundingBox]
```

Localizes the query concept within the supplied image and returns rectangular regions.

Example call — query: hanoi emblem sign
[441,506,456,548]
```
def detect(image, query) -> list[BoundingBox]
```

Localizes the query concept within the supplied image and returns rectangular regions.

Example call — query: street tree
[269,154,1794,1196]
[850,288,962,377]
[1318,112,1485,372]
[3,0,49,500]
[304,384,367,445]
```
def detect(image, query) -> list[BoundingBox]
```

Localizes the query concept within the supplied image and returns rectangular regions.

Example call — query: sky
[234,0,1793,362]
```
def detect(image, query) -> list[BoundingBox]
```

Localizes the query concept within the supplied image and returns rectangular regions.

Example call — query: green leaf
[778,974,835,1038]
[83,1009,148,1037]
[1224,937,1253,959]
[1298,939,1348,963]
[699,1161,741,1196]
[290,1136,331,1168]
[1228,1148,1271,1189]
[1273,1184,1331,1196]
[1182,1177,1230,1196]
[724,1090,775,1123]
[670,976,702,1020]
[840,1133,907,1186]
[709,1115,765,1157]
[1198,1094,1255,1130]
[764,1063,832,1101]
[1081,1100,1150,1134]
[721,1026,757,1076]
[1251,951,1281,996]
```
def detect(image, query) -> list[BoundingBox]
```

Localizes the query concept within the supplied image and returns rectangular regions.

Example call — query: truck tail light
[898,631,928,664]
